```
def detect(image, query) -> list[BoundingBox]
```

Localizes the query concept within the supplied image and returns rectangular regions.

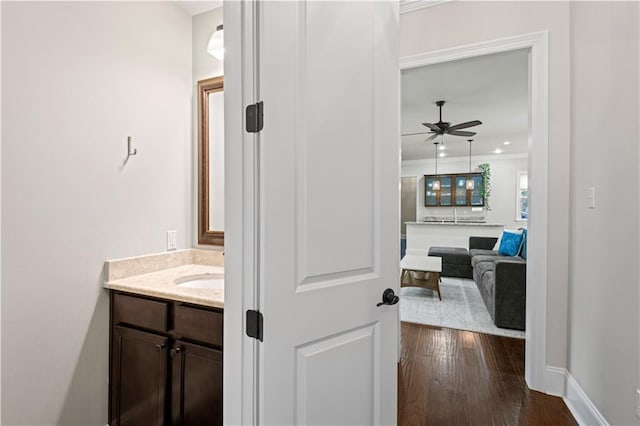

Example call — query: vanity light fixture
[207,25,224,60]
[432,141,441,191]
[466,139,475,190]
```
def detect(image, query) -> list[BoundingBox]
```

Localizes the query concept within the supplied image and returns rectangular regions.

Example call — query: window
[516,171,528,221]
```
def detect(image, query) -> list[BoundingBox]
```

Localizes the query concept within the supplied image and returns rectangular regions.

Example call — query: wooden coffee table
[400,255,443,300]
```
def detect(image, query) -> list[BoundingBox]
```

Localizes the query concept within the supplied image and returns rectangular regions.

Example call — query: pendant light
[207,25,224,60]
[432,141,441,191]
[466,139,475,190]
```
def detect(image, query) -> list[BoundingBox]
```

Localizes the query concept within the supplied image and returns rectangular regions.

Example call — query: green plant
[477,163,491,210]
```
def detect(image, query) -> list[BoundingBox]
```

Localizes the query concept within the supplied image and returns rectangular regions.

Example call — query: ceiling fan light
[433,180,441,191]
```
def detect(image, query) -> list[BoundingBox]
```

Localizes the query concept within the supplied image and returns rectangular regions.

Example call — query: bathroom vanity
[104,249,224,426]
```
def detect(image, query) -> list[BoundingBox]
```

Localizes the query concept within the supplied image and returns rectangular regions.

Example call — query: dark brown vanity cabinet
[171,341,223,425]
[109,292,223,426]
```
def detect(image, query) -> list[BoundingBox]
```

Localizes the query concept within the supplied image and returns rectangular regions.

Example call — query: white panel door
[257,1,399,424]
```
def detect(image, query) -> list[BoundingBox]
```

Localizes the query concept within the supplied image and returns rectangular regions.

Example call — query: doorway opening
[400,48,529,340]
[398,31,550,397]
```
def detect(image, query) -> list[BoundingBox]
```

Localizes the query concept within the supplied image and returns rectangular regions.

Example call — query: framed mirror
[198,76,224,246]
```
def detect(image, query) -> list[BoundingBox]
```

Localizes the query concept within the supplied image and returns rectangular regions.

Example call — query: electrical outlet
[167,230,177,251]
[636,389,640,418]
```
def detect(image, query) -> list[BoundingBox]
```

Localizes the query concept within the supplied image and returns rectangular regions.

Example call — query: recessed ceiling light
[495,148,502,154]
[439,152,445,157]
[503,141,511,145]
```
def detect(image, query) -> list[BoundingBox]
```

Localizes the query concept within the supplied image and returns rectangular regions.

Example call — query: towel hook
[127,136,137,156]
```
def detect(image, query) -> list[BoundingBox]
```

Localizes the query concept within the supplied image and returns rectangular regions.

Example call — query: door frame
[224,8,552,423]
[400,31,549,392]
[223,1,259,425]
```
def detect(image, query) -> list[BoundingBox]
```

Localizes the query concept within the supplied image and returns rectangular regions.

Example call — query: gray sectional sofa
[429,236,526,331]
[469,236,526,331]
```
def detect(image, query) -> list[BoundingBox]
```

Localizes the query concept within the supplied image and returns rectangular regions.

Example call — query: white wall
[401,0,571,374]
[1,3,192,424]
[568,2,639,424]
[193,7,224,247]
[402,154,528,230]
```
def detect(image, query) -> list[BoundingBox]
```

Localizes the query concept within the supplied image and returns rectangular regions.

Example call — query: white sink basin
[175,273,224,290]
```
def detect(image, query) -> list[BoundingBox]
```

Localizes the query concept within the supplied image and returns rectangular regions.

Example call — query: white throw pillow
[493,228,523,251]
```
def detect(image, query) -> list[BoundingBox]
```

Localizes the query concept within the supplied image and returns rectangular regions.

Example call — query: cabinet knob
[156,343,166,351]
[170,347,182,357]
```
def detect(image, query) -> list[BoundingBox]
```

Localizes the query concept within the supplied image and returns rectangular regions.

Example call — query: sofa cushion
[469,236,499,250]
[428,246,470,265]
[480,270,495,318]
[469,248,499,258]
[471,253,500,268]
[493,228,523,251]
[473,259,496,284]
[519,229,528,260]
[498,231,524,256]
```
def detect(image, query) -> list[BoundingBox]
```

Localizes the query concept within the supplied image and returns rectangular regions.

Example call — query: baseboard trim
[562,369,609,426]
[545,366,566,397]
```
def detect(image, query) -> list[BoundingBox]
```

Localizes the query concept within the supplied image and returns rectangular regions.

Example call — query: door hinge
[246,309,263,342]
[245,101,264,133]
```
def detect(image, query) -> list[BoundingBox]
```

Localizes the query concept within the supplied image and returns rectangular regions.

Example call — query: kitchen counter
[405,222,503,256]
[104,249,224,308]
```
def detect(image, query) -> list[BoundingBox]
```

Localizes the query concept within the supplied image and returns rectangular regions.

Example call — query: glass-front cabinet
[425,177,438,206]
[455,176,468,206]
[470,175,484,206]
[439,176,452,206]
[424,172,484,207]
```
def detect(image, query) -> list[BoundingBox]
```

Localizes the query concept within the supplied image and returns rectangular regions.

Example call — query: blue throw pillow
[498,231,524,256]
[519,229,527,259]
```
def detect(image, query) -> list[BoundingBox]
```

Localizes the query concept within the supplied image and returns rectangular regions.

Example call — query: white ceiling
[174,1,222,16]
[401,49,529,161]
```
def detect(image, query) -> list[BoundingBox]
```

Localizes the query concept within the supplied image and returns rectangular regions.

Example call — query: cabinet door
[111,326,168,426]
[470,175,484,206]
[455,176,468,206]
[171,341,222,426]
[438,176,452,206]
[424,176,437,206]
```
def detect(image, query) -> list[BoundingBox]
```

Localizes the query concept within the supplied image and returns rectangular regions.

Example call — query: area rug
[399,277,525,339]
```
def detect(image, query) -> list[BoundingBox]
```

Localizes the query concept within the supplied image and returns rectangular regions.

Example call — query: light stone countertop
[104,249,224,309]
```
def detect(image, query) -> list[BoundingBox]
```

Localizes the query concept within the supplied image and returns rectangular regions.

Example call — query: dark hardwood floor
[398,322,577,426]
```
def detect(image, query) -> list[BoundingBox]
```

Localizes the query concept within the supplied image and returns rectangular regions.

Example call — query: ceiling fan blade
[422,122,441,132]
[448,120,482,131]
[401,131,430,137]
[424,133,439,143]
[448,130,476,137]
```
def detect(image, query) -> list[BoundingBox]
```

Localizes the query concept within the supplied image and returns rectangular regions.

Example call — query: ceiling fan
[402,100,483,143]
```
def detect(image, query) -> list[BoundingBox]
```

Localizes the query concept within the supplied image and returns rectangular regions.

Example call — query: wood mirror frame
[198,76,224,246]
